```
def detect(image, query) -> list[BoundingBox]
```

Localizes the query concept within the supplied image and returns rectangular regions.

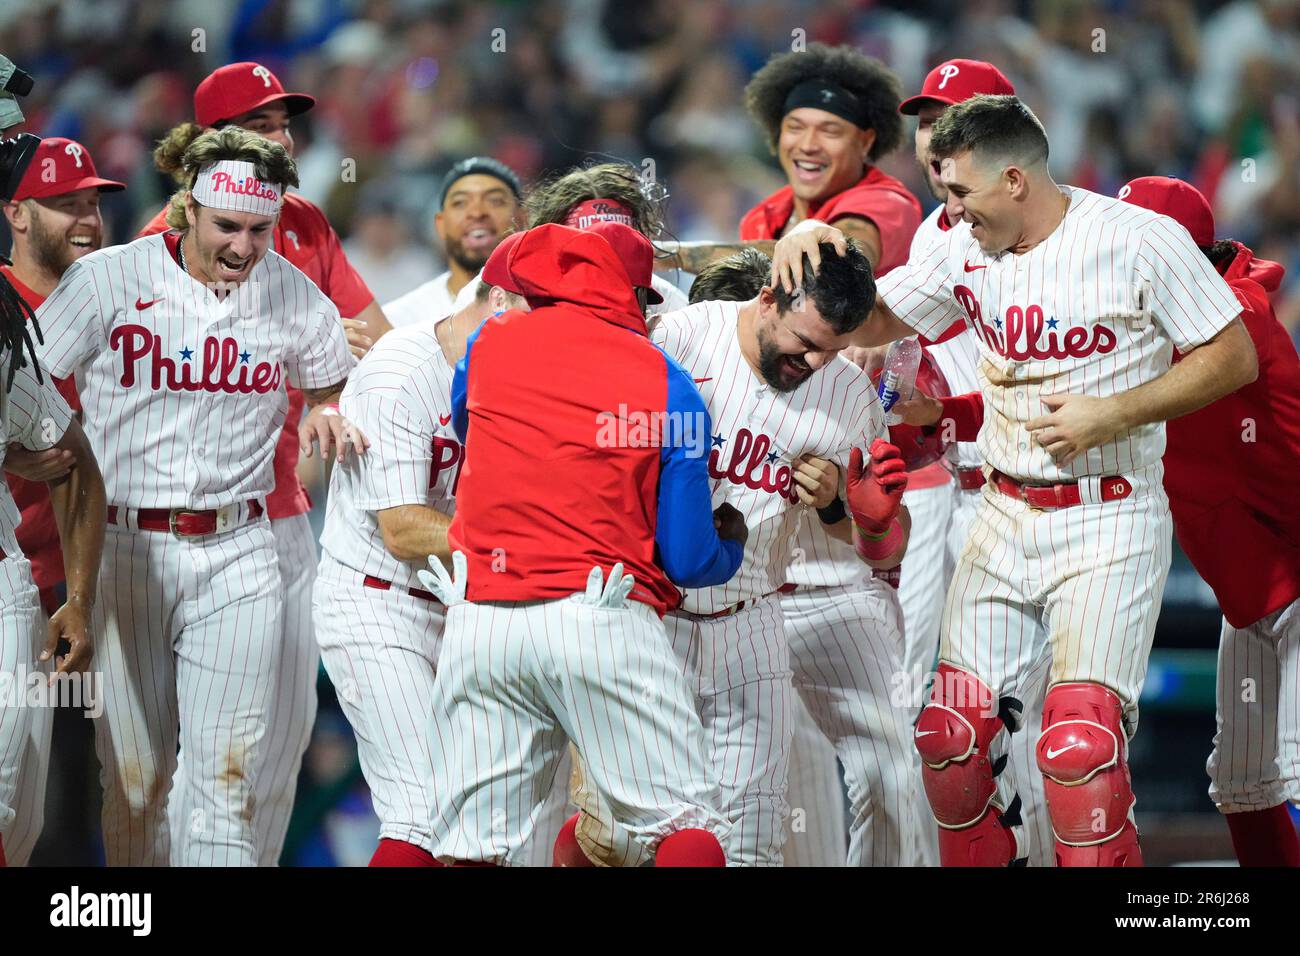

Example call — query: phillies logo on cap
[252,64,273,88]
[64,143,84,168]
[1117,184,1132,200]
[937,64,961,89]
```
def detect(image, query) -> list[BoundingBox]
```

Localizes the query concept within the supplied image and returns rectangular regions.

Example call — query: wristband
[816,498,847,525]
[855,518,903,561]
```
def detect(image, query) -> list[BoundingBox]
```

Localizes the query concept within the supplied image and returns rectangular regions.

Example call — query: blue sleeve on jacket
[654,350,744,587]
[451,319,488,444]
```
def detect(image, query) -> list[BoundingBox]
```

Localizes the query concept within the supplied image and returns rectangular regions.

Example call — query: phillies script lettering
[208,171,280,202]
[110,324,281,393]
[953,285,1117,360]
[708,428,796,502]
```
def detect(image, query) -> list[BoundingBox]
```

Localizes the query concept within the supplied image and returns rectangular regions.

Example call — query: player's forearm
[378,504,454,563]
[850,300,916,348]
[1111,318,1257,430]
[655,240,775,274]
[851,507,910,569]
[302,380,347,408]
[48,425,106,610]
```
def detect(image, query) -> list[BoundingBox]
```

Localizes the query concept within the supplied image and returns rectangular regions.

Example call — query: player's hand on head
[42,602,93,683]
[5,444,75,482]
[770,220,847,293]
[713,502,748,547]
[846,440,907,533]
[418,551,467,606]
[1026,393,1125,467]
[792,454,840,509]
[893,388,944,428]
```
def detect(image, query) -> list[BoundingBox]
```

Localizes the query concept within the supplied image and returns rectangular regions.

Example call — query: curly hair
[743,43,904,160]
[525,162,665,239]
[689,248,771,304]
[162,127,299,230]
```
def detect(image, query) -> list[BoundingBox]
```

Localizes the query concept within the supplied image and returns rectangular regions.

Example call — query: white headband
[191,160,283,217]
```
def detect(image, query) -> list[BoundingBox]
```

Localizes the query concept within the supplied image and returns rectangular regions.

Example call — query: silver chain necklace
[178,235,189,275]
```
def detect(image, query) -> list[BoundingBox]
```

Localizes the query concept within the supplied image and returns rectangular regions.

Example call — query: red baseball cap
[11,137,125,201]
[1118,176,1216,246]
[584,221,664,304]
[481,231,526,295]
[194,62,316,128]
[899,59,1016,115]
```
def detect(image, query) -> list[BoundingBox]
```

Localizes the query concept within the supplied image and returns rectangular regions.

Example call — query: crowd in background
[5,0,1299,865]
[4,0,1300,333]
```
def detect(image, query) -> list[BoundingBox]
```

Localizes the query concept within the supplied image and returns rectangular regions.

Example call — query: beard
[756,325,813,393]
[445,235,492,274]
[28,211,97,279]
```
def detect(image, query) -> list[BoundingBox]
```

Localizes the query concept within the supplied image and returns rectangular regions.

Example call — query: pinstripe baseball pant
[0,558,50,866]
[429,595,729,865]
[95,518,284,866]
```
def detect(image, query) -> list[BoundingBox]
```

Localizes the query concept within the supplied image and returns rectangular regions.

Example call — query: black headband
[782,79,870,129]
[440,157,523,209]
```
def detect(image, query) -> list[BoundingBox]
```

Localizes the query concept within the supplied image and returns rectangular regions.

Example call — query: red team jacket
[448,225,742,615]
[138,193,375,519]
[1163,243,1300,628]
[739,165,923,275]
[1,265,82,609]
[935,242,1300,629]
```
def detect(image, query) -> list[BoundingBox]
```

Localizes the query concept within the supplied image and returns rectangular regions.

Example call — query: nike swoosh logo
[694,377,712,384]
[439,413,452,426]
[914,730,938,737]
[963,261,986,273]
[1045,742,1083,760]
[136,297,162,310]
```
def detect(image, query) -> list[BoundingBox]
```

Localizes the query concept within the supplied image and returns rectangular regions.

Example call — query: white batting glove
[578,563,636,609]
[418,551,467,606]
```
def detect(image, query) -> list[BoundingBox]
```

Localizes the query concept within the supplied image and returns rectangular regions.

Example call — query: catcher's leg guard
[1036,682,1142,867]
[553,812,597,867]
[914,662,1024,866]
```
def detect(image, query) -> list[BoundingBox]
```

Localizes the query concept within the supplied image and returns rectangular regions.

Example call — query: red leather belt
[363,575,442,604]
[107,500,265,537]
[990,470,1132,510]
[956,466,986,491]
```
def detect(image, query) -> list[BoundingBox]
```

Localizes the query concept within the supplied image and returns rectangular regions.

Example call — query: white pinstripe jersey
[383,272,454,330]
[909,205,984,469]
[877,186,1242,483]
[320,321,459,592]
[0,357,74,570]
[34,233,355,510]
[651,300,883,612]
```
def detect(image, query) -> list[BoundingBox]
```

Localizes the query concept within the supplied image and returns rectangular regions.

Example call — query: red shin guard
[655,829,725,867]
[1225,804,1300,867]
[369,838,440,867]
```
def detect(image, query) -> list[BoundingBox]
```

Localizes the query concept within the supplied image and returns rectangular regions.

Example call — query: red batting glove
[846,439,908,534]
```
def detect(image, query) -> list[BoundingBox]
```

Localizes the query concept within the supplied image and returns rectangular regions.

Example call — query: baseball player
[1117,177,1299,865]
[570,239,912,867]
[786,94,1257,865]
[138,61,388,864]
[315,261,572,866]
[383,157,525,327]
[682,249,918,867]
[731,49,925,867]
[890,59,1057,866]
[422,222,745,866]
[0,141,110,868]
[35,128,357,866]
[524,162,690,313]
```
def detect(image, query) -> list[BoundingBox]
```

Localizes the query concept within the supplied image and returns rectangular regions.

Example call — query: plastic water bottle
[877,337,921,426]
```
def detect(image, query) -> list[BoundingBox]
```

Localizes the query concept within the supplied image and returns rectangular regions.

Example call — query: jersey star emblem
[766,451,779,465]
[179,347,194,360]
[239,350,252,363]
[711,433,726,448]
[1046,317,1059,329]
